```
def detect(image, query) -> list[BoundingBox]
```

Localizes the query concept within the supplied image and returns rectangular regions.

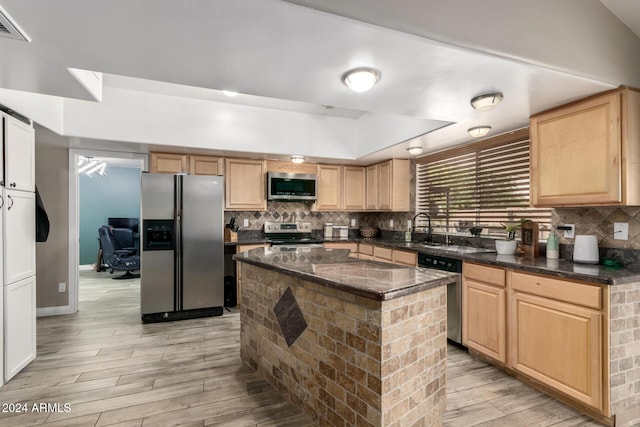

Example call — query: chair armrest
[114,249,134,257]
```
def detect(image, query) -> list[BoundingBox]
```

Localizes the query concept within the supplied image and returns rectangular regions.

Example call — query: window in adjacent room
[416,128,552,240]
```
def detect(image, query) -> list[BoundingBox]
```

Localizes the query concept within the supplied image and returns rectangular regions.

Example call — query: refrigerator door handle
[174,175,182,311]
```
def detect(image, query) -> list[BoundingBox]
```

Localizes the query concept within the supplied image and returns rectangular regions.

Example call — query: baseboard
[37,305,75,317]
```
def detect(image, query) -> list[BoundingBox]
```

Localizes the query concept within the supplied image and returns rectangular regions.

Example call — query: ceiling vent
[0,6,30,42]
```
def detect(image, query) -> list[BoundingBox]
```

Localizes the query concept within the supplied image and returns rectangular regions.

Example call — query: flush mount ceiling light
[468,126,492,138]
[341,67,380,93]
[470,93,504,111]
[291,155,305,164]
[406,142,423,156]
[222,90,238,97]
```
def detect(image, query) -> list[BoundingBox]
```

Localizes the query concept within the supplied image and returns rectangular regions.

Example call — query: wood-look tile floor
[0,271,605,426]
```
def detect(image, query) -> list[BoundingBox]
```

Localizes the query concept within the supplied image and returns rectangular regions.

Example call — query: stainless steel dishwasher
[418,253,463,345]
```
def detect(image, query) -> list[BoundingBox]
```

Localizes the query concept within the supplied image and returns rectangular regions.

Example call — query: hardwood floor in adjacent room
[0,270,603,426]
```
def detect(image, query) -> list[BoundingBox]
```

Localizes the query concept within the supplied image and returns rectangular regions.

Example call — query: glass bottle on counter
[546,230,559,259]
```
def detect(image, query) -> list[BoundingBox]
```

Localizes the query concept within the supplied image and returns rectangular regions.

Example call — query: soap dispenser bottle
[546,229,559,259]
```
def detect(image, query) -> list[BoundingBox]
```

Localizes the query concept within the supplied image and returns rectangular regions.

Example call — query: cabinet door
[4,276,36,381]
[530,91,622,206]
[149,153,188,174]
[343,166,365,211]
[4,115,35,192]
[392,249,417,266]
[189,155,224,176]
[510,291,602,410]
[225,159,266,210]
[377,161,392,210]
[4,190,35,284]
[463,279,506,363]
[315,165,342,211]
[373,246,393,263]
[365,165,378,210]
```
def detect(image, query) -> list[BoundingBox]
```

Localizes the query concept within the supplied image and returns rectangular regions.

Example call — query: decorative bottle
[546,231,559,259]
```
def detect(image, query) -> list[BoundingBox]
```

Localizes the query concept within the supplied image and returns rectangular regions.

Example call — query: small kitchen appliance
[573,234,599,264]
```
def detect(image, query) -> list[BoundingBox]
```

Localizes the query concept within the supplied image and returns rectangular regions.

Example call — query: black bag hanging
[35,185,50,242]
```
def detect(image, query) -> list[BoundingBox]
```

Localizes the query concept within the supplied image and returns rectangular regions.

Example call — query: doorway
[69,149,147,313]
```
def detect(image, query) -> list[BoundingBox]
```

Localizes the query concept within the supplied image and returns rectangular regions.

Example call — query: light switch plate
[389,219,394,227]
[58,282,66,293]
[563,224,575,239]
[614,222,629,240]
[243,218,249,227]
[351,218,356,227]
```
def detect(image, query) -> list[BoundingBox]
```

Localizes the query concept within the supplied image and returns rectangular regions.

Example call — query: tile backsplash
[554,207,640,250]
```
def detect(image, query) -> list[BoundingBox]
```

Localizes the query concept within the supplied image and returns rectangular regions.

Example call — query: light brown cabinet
[315,164,342,211]
[373,246,393,263]
[225,159,266,211]
[149,152,188,174]
[189,155,224,176]
[365,165,378,210]
[343,166,366,211]
[530,87,640,206]
[366,159,410,211]
[462,263,507,364]
[509,271,604,411]
[236,244,270,304]
[358,243,374,260]
[392,249,417,266]
[323,242,358,258]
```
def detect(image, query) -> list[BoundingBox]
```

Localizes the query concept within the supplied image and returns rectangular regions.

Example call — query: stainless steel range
[264,221,323,248]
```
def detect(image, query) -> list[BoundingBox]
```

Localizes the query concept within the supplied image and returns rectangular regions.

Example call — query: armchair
[98,226,140,279]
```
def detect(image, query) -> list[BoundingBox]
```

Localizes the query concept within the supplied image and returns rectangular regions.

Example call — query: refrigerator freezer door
[141,174,176,315]
[181,175,224,309]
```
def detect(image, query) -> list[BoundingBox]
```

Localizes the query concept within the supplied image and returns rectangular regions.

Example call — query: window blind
[416,128,551,239]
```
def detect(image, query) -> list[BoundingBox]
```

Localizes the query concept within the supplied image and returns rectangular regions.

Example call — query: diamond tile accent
[273,287,307,347]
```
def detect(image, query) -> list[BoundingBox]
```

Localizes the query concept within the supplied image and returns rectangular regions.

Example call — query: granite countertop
[233,247,458,301]
[227,235,640,285]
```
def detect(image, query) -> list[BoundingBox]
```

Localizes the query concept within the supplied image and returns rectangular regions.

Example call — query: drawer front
[358,254,373,260]
[393,250,417,266]
[324,242,358,258]
[237,244,269,253]
[358,243,374,256]
[373,246,393,262]
[510,271,601,309]
[463,262,505,287]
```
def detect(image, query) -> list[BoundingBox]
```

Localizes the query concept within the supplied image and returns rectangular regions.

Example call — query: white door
[4,114,35,192]
[4,276,36,381]
[3,190,35,284]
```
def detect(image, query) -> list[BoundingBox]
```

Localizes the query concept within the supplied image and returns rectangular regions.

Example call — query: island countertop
[233,247,458,301]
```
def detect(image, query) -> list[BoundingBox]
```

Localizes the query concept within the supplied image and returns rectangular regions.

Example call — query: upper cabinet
[530,87,640,207]
[2,114,35,192]
[189,155,224,176]
[315,164,342,211]
[225,158,266,211]
[343,166,366,211]
[149,152,188,174]
[367,159,410,211]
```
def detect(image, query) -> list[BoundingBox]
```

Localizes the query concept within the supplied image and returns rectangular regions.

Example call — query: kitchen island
[234,247,458,427]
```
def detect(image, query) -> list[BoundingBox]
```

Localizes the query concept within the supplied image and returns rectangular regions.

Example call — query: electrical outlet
[243,218,249,227]
[58,282,66,293]
[563,224,575,239]
[389,219,394,227]
[614,222,629,240]
[350,218,356,227]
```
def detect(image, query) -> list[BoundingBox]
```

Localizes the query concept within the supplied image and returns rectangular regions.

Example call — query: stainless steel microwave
[267,172,317,201]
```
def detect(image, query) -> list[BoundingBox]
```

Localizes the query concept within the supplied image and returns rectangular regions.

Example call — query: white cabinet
[3,190,35,284]
[4,276,36,382]
[2,114,35,192]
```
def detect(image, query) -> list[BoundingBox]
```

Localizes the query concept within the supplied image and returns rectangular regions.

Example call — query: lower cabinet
[4,276,36,382]
[462,263,506,363]
[235,244,270,304]
[358,243,374,260]
[509,271,603,411]
[392,249,417,266]
[323,242,358,258]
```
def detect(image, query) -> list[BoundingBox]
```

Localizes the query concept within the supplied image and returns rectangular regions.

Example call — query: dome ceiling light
[341,67,380,93]
[291,155,305,164]
[468,126,492,138]
[470,93,503,111]
[406,141,424,156]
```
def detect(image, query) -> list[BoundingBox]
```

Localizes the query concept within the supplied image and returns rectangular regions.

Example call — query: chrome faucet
[412,212,433,243]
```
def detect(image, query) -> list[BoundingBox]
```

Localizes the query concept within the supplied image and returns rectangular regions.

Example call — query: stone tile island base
[240,264,448,427]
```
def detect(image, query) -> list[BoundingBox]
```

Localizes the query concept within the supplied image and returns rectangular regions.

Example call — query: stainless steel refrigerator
[140,173,224,323]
